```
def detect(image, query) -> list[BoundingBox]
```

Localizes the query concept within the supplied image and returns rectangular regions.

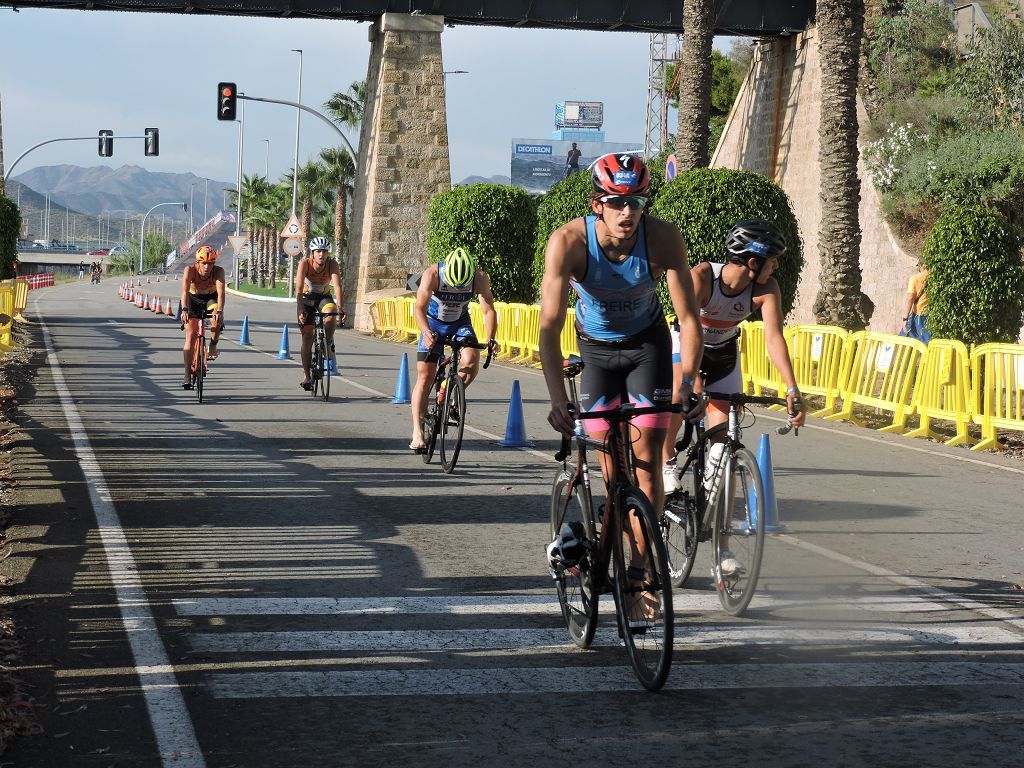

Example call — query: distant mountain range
[12,165,234,223]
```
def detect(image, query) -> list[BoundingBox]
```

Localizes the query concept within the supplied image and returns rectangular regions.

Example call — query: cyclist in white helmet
[296,237,346,390]
[408,247,498,453]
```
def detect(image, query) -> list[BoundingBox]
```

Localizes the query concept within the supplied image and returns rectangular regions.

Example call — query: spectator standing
[78,261,86,280]
[565,142,582,179]
[900,259,930,343]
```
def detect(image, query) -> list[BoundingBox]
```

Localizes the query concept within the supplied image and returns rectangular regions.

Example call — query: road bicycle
[549,356,682,691]
[308,309,339,402]
[181,308,218,404]
[421,336,495,474]
[661,390,800,616]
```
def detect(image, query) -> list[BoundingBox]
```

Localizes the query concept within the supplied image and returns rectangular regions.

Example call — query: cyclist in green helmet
[408,247,498,453]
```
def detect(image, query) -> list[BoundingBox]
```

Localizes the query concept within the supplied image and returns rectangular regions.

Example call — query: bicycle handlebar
[554,397,697,462]
[704,390,803,436]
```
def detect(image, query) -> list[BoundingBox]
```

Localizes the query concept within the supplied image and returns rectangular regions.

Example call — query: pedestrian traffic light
[144,128,159,157]
[98,130,113,158]
[217,82,237,121]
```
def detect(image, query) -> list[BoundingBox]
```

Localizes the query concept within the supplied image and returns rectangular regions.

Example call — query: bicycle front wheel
[194,337,206,404]
[549,469,598,649]
[712,449,766,617]
[310,332,323,398]
[439,375,466,474]
[662,465,701,588]
[321,336,331,402]
[612,489,673,691]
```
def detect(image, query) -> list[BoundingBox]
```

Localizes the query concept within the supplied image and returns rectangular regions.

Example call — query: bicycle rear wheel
[663,479,701,589]
[712,448,766,616]
[439,374,466,474]
[612,489,673,691]
[549,468,598,649]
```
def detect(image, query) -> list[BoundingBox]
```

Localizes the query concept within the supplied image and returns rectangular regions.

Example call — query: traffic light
[217,82,237,121]
[98,130,113,158]
[144,128,159,157]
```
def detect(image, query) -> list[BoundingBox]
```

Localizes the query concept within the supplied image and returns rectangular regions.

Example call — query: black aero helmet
[725,219,787,263]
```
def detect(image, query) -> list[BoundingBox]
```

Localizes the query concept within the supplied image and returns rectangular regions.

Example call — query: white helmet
[309,236,331,251]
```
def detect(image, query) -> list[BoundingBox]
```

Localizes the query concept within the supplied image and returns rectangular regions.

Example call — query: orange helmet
[196,246,218,263]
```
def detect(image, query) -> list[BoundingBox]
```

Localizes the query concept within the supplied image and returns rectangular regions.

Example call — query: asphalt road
[4,280,1024,767]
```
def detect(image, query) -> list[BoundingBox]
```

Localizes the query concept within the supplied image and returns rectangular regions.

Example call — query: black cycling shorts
[186,293,222,328]
[299,294,338,327]
[702,337,742,393]
[576,320,673,431]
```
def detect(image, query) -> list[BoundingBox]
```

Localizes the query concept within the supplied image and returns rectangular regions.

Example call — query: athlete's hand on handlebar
[482,339,498,369]
[777,395,804,436]
[678,384,706,423]
[547,399,576,437]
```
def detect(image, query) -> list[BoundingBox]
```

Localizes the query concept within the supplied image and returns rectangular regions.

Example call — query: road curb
[226,286,293,304]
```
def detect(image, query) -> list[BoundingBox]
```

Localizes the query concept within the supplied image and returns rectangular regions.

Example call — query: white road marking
[171,591,971,617]
[188,619,1021,654]
[207,661,1024,698]
[36,306,205,768]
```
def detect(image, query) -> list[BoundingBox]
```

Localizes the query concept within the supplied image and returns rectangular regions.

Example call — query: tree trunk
[334,188,345,281]
[814,3,874,329]
[248,230,257,284]
[258,228,268,289]
[677,0,715,171]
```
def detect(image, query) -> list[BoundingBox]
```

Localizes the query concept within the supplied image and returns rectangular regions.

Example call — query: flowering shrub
[862,122,930,191]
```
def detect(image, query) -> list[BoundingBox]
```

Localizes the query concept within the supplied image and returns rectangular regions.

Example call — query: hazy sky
[1,7,705,188]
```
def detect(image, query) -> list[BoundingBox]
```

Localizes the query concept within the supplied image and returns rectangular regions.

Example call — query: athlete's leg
[299,324,314,384]
[182,317,197,385]
[458,347,481,387]
[207,313,224,360]
[411,357,438,449]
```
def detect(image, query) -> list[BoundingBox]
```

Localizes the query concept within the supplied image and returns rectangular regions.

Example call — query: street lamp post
[263,139,270,179]
[234,99,245,290]
[189,183,195,234]
[139,201,187,275]
[204,178,209,224]
[288,48,303,299]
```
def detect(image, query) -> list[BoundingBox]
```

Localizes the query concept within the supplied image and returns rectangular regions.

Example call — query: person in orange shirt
[900,260,930,343]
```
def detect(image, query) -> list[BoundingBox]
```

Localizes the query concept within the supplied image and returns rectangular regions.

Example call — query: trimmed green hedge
[649,168,803,316]
[923,205,1024,345]
[530,171,593,298]
[0,197,19,280]
[427,184,537,304]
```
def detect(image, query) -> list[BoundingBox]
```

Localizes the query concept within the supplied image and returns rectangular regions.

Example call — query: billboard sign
[511,138,643,194]
[554,101,604,129]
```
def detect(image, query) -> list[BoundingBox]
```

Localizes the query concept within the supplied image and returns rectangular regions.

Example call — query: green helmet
[444,247,475,288]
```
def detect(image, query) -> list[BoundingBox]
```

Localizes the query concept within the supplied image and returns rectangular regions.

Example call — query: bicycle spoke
[439,375,466,474]
[550,470,598,649]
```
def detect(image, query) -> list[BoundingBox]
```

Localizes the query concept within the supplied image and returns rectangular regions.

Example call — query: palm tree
[814,0,874,329]
[0,93,6,197]
[240,174,270,284]
[319,147,356,272]
[324,81,366,130]
[677,0,716,171]
[296,160,329,261]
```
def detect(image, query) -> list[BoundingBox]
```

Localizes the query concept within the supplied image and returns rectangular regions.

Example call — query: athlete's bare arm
[415,264,440,347]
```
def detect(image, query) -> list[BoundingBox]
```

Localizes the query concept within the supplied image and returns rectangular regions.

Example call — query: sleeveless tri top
[427,262,475,323]
[302,257,334,295]
[700,261,753,348]
[570,215,663,342]
[187,265,217,297]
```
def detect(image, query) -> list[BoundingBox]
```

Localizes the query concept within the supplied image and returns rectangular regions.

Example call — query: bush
[923,205,1024,344]
[530,171,593,298]
[427,184,537,304]
[649,168,803,316]
[0,197,19,280]
[886,127,1024,235]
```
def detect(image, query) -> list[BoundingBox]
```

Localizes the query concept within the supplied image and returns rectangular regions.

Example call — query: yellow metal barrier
[493,302,520,360]
[398,297,419,342]
[969,343,1024,452]
[785,324,852,417]
[559,307,579,360]
[905,339,975,447]
[372,298,398,340]
[469,301,485,340]
[13,279,28,322]
[0,287,15,349]
[517,305,542,366]
[825,331,926,433]
[741,321,785,398]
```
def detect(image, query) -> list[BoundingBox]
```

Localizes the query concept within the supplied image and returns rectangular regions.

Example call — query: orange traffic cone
[153,297,162,313]
[165,300,174,317]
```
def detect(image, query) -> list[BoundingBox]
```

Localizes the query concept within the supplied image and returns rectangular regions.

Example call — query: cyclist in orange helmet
[180,245,226,389]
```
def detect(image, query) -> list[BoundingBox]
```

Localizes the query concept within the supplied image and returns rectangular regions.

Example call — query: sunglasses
[599,195,649,211]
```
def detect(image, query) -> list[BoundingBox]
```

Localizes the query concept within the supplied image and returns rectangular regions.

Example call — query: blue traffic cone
[498,380,533,447]
[239,314,251,345]
[750,433,786,533]
[175,300,183,322]
[391,353,411,404]
[276,325,291,360]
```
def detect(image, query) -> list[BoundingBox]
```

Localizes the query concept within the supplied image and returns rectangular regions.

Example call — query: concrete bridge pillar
[346,13,451,330]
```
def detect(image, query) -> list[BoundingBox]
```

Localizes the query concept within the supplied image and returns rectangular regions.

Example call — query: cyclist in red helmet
[539,152,705,516]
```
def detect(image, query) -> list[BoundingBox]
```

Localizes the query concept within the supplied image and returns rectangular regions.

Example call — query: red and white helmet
[591,153,651,197]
